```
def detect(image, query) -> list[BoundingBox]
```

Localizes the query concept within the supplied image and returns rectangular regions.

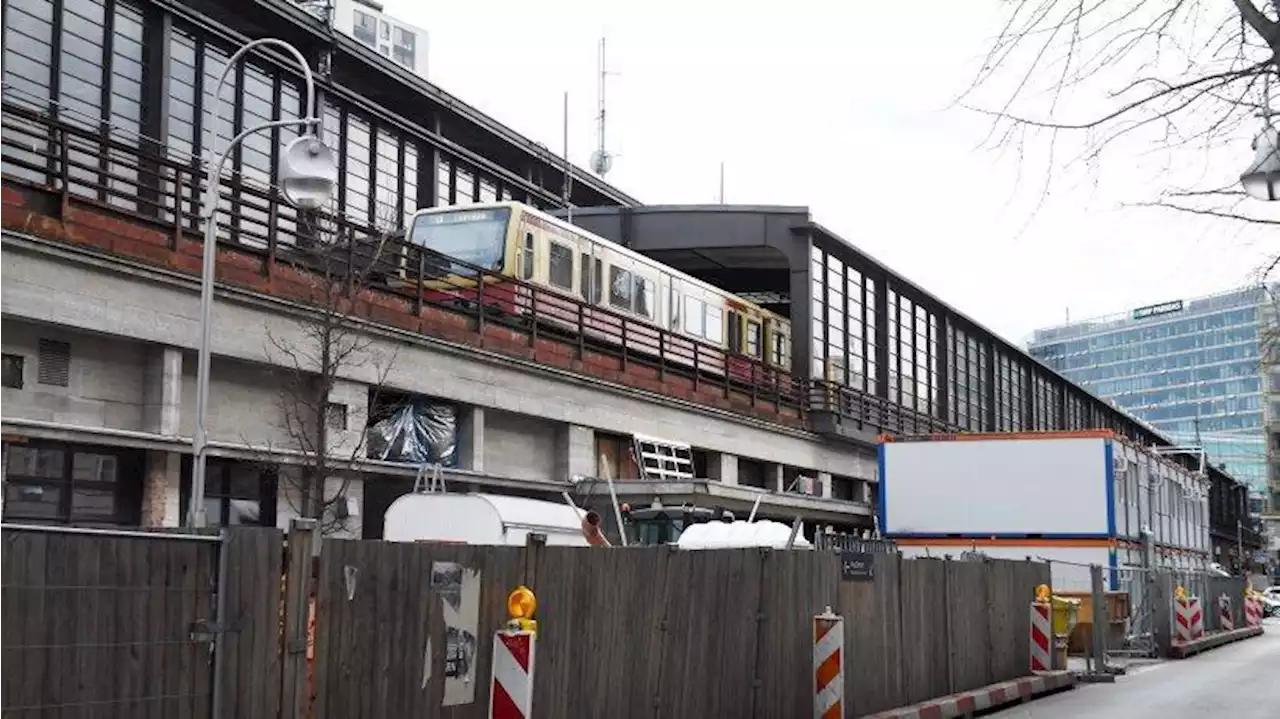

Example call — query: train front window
[409,207,511,275]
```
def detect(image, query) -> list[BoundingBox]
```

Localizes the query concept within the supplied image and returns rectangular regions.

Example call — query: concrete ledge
[865,671,1076,718]
[1170,625,1264,659]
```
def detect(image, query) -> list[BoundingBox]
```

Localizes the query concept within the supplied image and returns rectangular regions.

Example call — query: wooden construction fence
[1,525,1049,719]
[0,525,281,719]
[310,539,1051,718]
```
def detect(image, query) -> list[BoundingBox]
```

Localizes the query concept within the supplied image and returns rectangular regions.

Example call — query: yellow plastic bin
[1049,595,1080,669]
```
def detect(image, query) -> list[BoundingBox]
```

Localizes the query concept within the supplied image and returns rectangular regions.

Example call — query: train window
[705,306,724,342]
[520,232,535,280]
[548,242,574,290]
[635,277,655,319]
[746,321,762,359]
[609,267,633,310]
[668,285,681,329]
[684,297,705,336]
[771,332,789,366]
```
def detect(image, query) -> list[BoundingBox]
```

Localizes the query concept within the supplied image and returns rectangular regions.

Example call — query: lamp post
[188,39,338,527]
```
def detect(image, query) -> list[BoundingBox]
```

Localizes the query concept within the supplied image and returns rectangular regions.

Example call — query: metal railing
[814,532,898,554]
[1,101,956,437]
[808,380,957,435]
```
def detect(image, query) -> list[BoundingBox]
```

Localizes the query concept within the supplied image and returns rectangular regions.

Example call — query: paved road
[989,619,1280,718]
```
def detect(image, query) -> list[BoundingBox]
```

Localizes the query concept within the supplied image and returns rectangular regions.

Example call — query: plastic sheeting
[366,399,457,466]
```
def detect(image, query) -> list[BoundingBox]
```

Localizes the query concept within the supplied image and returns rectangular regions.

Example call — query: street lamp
[1240,123,1280,201]
[188,39,337,527]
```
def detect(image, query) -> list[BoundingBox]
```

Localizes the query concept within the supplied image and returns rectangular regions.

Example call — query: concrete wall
[178,356,295,449]
[2,240,877,481]
[1,318,148,431]
[483,409,559,482]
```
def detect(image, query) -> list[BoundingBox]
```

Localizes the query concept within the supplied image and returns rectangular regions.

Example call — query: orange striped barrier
[813,607,844,719]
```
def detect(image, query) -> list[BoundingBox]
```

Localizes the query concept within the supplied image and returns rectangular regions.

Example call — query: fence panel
[838,551,904,716]
[1206,576,1246,632]
[984,558,1036,684]
[754,550,840,719]
[650,548,763,719]
[312,540,526,719]
[946,559,993,693]
[218,527,285,719]
[898,558,950,705]
[0,526,219,719]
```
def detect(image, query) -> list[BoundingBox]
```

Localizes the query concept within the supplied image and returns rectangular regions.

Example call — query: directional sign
[840,551,875,582]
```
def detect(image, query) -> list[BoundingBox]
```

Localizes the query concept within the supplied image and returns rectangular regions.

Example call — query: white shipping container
[880,433,1210,554]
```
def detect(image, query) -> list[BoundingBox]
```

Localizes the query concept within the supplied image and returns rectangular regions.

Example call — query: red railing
[0,103,807,417]
[1,102,965,435]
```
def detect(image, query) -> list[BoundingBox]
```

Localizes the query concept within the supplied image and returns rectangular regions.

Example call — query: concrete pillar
[326,379,370,460]
[141,346,182,527]
[707,452,739,485]
[555,424,595,480]
[457,405,485,472]
[774,464,786,493]
[818,471,833,499]
[276,470,364,539]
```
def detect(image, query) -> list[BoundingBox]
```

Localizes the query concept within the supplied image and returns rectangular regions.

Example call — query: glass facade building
[1028,286,1269,504]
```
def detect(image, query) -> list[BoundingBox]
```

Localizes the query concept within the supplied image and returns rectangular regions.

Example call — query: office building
[298,0,429,78]
[1028,286,1269,510]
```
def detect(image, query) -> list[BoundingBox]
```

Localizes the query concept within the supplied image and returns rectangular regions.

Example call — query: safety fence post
[1173,586,1204,643]
[1244,595,1263,628]
[490,585,538,719]
[1029,584,1052,672]
[813,606,844,719]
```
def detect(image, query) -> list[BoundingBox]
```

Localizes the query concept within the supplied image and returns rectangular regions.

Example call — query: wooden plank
[3,530,48,718]
[282,522,317,719]
[946,560,991,693]
[42,533,77,718]
[191,537,215,719]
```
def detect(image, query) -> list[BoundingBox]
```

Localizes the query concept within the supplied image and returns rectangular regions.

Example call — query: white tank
[383,493,591,547]
[675,520,813,550]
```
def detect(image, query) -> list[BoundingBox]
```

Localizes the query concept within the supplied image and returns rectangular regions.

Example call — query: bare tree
[963,0,1280,229]
[265,209,402,533]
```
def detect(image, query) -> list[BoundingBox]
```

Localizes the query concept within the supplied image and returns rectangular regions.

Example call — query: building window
[393,26,417,69]
[353,10,378,47]
[2,354,23,389]
[182,458,277,528]
[326,402,349,431]
[3,443,141,526]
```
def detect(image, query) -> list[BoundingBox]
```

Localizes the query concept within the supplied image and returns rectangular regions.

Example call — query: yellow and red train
[401,202,794,381]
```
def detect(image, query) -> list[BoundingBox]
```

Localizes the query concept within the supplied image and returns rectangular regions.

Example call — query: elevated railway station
[0,0,1262,558]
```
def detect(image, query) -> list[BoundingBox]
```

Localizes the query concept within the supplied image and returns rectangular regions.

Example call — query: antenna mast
[719,161,725,204]
[590,36,615,178]
[563,91,573,225]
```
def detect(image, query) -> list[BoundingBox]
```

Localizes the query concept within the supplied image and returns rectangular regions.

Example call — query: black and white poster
[431,561,480,706]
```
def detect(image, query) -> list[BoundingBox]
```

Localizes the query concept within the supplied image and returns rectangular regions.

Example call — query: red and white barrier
[813,608,844,719]
[1244,596,1263,628]
[489,631,535,719]
[1174,596,1204,643]
[1218,595,1234,632]
[1029,602,1051,672]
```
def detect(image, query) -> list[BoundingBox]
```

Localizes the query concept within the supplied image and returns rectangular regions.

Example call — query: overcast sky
[385,0,1277,345]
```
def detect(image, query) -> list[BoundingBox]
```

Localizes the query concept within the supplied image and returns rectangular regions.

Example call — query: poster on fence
[431,561,480,706]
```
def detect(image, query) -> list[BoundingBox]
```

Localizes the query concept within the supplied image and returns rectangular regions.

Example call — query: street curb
[863,671,1076,718]
[1169,625,1264,659]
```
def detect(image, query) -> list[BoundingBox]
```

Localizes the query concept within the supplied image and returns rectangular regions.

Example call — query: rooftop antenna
[563,90,573,225]
[719,161,725,204]
[590,36,616,178]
